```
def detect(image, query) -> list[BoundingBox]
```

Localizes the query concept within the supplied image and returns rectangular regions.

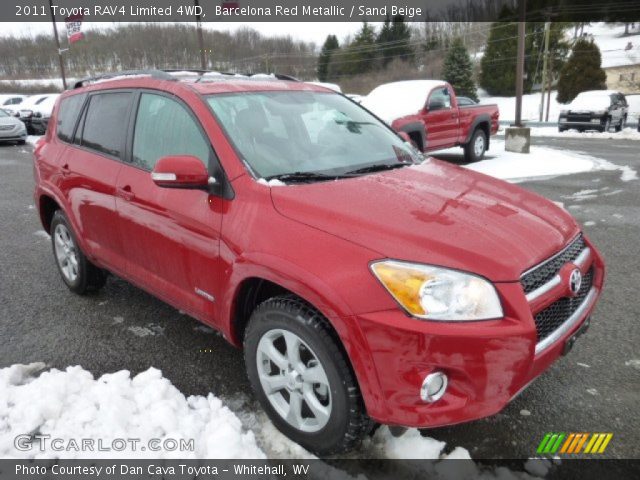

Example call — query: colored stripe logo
[537,433,613,454]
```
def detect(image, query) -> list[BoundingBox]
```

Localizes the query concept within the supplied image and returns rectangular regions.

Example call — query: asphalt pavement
[0,137,638,459]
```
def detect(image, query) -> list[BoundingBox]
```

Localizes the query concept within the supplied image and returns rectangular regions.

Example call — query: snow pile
[529,126,640,141]
[431,139,638,183]
[256,178,287,187]
[362,80,446,123]
[0,363,265,459]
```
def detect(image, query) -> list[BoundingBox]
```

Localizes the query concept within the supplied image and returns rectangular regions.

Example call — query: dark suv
[559,90,628,132]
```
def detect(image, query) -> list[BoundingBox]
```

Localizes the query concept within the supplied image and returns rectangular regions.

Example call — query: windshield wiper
[345,162,412,176]
[264,171,349,183]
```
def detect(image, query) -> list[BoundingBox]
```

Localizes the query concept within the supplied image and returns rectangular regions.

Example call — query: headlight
[370,260,503,321]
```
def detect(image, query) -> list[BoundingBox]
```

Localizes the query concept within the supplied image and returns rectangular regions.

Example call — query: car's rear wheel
[464,128,487,162]
[51,210,107,294]
[244,295,371,455]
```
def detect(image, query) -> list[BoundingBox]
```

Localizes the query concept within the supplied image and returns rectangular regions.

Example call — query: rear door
[422,86,460,150]
[115,91,223,320]
[58,90,133,273]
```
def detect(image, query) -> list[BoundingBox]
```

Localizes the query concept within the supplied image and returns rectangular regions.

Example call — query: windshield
[206,91,420,180]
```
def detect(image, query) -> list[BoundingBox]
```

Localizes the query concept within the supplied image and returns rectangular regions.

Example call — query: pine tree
[376,15,394,66]
[388,15,413,64]
[332,22,378,77]
[556,38,607,103]
[317,35,339,82]
[479,21,519,96]
[443,38,478,101]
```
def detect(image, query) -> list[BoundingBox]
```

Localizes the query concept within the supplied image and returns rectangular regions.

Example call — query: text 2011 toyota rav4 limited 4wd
[34,71,605,455]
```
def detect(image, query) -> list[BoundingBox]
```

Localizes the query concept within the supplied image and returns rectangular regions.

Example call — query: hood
[270,159,579,282]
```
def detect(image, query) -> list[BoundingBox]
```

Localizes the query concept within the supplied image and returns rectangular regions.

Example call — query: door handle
[117,186,135,201]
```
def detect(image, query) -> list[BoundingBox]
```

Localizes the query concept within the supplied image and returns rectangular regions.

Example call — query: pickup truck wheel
[244,296,371,455]
[464,129,487,162]
[50,210,107,294]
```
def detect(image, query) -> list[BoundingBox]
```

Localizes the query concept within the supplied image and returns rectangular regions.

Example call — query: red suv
[34,71,605,455]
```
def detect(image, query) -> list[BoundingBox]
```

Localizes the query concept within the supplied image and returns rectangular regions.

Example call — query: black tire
[50,210,107,294]
[602,117,611,133]
[463,128,487,163]
[558,127,567,133]
[615,116,625,132]
[244,295,372,455]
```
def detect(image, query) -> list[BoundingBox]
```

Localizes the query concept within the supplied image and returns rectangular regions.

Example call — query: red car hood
[270,159,579,282]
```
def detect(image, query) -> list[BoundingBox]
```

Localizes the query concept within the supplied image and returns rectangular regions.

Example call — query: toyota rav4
[33,70,605,455]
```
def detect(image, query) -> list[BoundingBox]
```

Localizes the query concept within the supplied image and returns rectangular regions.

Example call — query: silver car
[0,108,27,144]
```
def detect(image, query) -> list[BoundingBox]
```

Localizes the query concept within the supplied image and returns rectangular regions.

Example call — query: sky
[0,21,364,46]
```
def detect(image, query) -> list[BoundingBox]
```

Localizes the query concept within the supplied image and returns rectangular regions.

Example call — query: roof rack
[72,70,176,89]
[71,69,301,89]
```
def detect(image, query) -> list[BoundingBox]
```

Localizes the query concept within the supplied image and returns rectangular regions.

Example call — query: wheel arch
[397,121,427,152]
[465,115,491,147]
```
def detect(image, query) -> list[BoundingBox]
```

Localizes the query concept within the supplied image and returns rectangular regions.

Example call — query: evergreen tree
[332,22,377,77]
[317,34,339,82]
[387,15,413,64]
[376,15,394,66]
[443,38,478,101]
[556,38,607,103]
[479,21,519,96]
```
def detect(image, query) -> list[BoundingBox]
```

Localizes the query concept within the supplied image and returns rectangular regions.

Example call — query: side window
[428,88,452,110]
[56,94,86,143]
[80,92,133,158]
[132,93,210,171]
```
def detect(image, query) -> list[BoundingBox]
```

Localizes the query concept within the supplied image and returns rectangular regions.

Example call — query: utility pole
[539,21,551,121]
[195,0,206,70]
[48,0,67,90]
[514,0,527,127]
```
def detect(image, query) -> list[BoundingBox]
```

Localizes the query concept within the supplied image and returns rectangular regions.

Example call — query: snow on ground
[26,135,41,146]
[479,90,563,123]
[0,364,542,478]
[431,139,638,183]
[526,126,640,141]
[582,22,640,69]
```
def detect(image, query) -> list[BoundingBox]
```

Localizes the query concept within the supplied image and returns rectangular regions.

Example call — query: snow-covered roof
[362,80,446,123]
[581,23,640,69]
[568,90,617,110]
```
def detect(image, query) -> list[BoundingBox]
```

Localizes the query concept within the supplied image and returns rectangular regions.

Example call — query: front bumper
[0,127,27,142]
[353,241,605,428]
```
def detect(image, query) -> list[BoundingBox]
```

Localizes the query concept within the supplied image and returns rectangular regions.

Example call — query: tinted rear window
[57,94,86,143]
[80,92,133,158]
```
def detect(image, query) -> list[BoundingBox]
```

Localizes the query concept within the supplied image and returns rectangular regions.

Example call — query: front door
[115,92,223,321]
[423,87,459,150]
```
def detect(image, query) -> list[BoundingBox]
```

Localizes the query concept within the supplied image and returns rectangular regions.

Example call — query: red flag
[65,14,84,44]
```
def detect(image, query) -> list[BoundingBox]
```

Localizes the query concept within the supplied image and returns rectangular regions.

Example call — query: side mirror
[151,155,211,189]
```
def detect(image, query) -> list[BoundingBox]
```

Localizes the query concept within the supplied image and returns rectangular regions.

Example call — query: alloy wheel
[53,224,79,283]
[256,328,332,432]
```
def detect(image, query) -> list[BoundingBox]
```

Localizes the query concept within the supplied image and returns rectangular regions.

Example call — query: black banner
[4,0,640,23]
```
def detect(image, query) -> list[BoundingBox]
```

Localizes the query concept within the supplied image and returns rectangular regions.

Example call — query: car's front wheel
[50,210,107,294]
[602,117,611,133]
[244,296,371,455]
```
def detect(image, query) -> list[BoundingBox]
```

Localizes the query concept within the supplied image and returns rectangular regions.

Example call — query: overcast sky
[0,22,364,46]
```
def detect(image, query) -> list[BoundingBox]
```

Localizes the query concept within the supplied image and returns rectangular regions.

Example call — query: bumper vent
[521,235,586,295]
[534,267,594,342]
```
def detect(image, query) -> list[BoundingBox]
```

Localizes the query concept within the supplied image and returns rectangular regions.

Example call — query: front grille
[534,267,593,342]
[521,235,586,294]
[0,125,14,131]
[566,113,595,122]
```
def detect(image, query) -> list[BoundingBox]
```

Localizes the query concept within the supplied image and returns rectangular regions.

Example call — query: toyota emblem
[569,268,582,295]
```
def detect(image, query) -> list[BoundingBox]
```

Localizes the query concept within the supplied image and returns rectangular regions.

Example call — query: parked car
[0,107,27,144]
[34,70,604,455]
[30,95,60,135]
[0,94,27,107]
[362,80,500,162]
[558,90,628,132]
[5,93,59,134]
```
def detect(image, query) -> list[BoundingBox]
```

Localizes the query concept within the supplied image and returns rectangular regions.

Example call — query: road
[0,137,638,460]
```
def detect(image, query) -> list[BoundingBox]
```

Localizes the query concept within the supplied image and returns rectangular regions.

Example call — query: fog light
[420,371,448,403]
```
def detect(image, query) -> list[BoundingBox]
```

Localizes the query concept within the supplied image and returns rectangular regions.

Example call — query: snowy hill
[581,22,640,69]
